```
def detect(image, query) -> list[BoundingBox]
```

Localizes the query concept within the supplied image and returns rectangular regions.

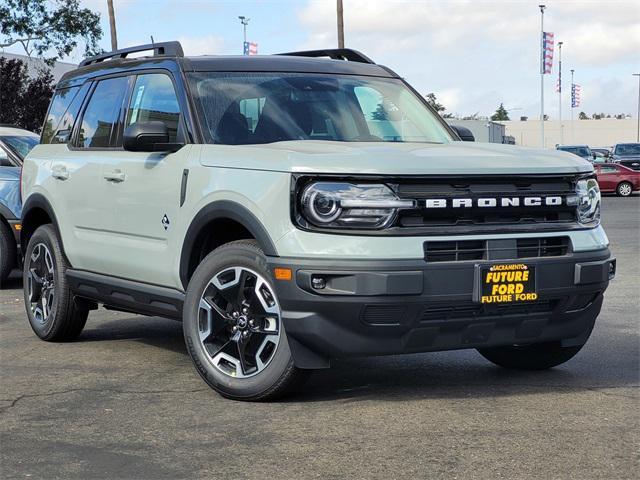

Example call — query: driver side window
[126,74,181,143]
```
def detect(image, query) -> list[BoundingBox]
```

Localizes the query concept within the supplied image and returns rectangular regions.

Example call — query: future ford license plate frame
[475,263,538,304]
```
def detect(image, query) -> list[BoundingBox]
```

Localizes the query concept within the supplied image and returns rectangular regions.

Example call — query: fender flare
[179,200,278,289]
[20,194,63,250]
[0,202,17,222]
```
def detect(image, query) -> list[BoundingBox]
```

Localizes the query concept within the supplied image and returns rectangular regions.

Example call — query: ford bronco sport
[21,42,615,400]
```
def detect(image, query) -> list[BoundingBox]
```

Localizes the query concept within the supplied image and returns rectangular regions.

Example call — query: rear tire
[183,240,308,401]
[616,181,633,197]
[0,221,16,287]
[477,341,585,370]
[23,224,88,341]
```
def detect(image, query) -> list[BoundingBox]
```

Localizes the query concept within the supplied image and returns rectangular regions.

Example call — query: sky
[4,0,640,119]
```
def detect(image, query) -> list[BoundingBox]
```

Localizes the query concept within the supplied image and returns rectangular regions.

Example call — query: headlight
[299,182,414,229]
[569,177,601,226]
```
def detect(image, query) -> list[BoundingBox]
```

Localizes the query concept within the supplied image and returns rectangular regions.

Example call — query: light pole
[539,5,546,148]
[238,16,250,46]
[634,73,640,142]
[107,0,118,51]
[558,41,563,144]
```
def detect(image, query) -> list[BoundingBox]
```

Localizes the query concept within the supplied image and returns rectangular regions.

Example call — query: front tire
[0,221,16,287]
[616,181,633,197]
[23,224,88,341]
[183,240,308,401]
[477,341,585,370]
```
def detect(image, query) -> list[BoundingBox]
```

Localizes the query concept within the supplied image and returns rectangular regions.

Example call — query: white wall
[503,119,638,148]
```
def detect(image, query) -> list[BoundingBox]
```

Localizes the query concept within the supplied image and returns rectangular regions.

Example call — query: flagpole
[558,41,563,144]
[571,69,575,142]
[539,5,546,148]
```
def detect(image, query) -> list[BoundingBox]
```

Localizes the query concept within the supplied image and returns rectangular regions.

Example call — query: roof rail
[276,48,375,64]
[79,41,184,67]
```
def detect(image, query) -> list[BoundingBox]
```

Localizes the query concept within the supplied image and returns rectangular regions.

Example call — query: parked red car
[594,163,640,197]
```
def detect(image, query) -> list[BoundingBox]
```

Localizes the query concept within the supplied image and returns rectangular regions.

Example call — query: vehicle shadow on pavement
[76,315,639,404]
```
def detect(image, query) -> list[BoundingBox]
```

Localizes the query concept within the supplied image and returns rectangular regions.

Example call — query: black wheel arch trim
[20,194,64,255]
[179,200,278,289]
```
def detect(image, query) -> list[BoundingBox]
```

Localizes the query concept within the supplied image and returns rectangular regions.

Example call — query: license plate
[479,263,537,304]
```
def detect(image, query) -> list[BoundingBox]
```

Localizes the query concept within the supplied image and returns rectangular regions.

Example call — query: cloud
[296,0,640,117]
[177,35,225,56]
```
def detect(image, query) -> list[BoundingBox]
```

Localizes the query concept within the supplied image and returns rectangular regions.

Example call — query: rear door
[99,72,192,287]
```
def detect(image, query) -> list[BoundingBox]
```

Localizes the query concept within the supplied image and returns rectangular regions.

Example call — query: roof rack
[79,41,184,67]
[276,48,375,64]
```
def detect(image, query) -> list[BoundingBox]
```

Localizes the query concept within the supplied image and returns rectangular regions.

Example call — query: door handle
[51,165,69,181]
[104,170,126,183]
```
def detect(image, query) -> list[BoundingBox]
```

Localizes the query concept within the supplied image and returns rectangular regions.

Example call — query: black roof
[57,42,398,88]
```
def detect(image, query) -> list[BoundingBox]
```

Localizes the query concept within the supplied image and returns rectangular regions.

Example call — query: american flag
[542,31,554,74]
[243,41,258,55]
[571,83,582,108]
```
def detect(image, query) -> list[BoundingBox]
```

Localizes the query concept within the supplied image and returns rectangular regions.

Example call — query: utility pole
[558,41,563,144]
[539,5,546,148]
[239,16,249,47]
[337,0,345,48]
[634,73,640,142]
[107,0,118,51]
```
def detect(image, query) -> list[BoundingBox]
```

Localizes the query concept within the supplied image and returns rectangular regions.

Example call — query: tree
[490,103,510,121]
[0,57,54,132]
[578,111,588,120]
[0,0,102,63]
[425,92,445,113]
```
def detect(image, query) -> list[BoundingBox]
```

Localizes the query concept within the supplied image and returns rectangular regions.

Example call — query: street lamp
[238,16,250,45]
[634,73,640,142]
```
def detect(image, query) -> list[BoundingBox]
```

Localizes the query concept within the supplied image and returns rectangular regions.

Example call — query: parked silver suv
[21,43,615,400]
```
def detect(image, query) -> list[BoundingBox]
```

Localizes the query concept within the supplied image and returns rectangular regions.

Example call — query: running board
[66,270,185,320]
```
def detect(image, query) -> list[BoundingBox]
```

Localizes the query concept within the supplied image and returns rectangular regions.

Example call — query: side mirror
[123,121,183,152]
[450,125,475,142]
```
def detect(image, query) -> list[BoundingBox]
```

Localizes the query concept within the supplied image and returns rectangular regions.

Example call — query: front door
[99,72,191,288]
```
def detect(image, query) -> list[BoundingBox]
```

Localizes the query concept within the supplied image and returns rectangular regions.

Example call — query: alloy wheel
[197,266,281,378]
[618,183,632,196]
[27,243,56,324]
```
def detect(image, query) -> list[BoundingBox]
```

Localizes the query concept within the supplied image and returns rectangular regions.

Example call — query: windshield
[614,144,640,156]
[188,73,452,145]
[1,135,39,160]
[558,146,591,157]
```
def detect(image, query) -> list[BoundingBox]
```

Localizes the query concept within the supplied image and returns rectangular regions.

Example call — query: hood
[200,141,593,176]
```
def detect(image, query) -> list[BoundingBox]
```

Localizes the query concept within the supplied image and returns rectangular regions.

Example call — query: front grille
[516,237,570,258]
[424,237,571,262]
[394,176,579,234]
[421,300,555,323]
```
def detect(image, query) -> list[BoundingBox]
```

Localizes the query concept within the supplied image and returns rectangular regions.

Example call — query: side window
[0,146,12,166]
[239,97,265,132]
[126,74,181,142]
[601,166,617,173]
[48,83,90,145]
[76,77,128,148]
[41,87,80,143]
[353,86,422,141]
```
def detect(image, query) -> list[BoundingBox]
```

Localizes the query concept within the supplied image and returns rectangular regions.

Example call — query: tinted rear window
[42,87,80,144]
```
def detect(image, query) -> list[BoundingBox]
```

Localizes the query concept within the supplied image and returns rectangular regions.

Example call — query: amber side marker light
[274,268,292,281]
[14,224,22,231]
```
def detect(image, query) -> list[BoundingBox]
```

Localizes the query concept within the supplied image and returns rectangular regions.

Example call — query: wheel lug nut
[249,319,255,326]
[232,311,239,318]
[242,330,249,337]
[232,326,238,332]
[242,307,249,314]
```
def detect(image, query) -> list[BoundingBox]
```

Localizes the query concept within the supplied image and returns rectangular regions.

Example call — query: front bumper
[268,249,615,368]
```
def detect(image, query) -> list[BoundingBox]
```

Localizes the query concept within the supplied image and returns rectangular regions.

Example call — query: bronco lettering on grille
[422,196,563,208]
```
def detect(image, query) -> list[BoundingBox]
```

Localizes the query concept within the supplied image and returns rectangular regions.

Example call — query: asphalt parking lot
[1,196,638,479]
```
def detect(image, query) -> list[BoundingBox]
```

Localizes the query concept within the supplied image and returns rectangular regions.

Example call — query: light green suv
[21,42,615,400]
